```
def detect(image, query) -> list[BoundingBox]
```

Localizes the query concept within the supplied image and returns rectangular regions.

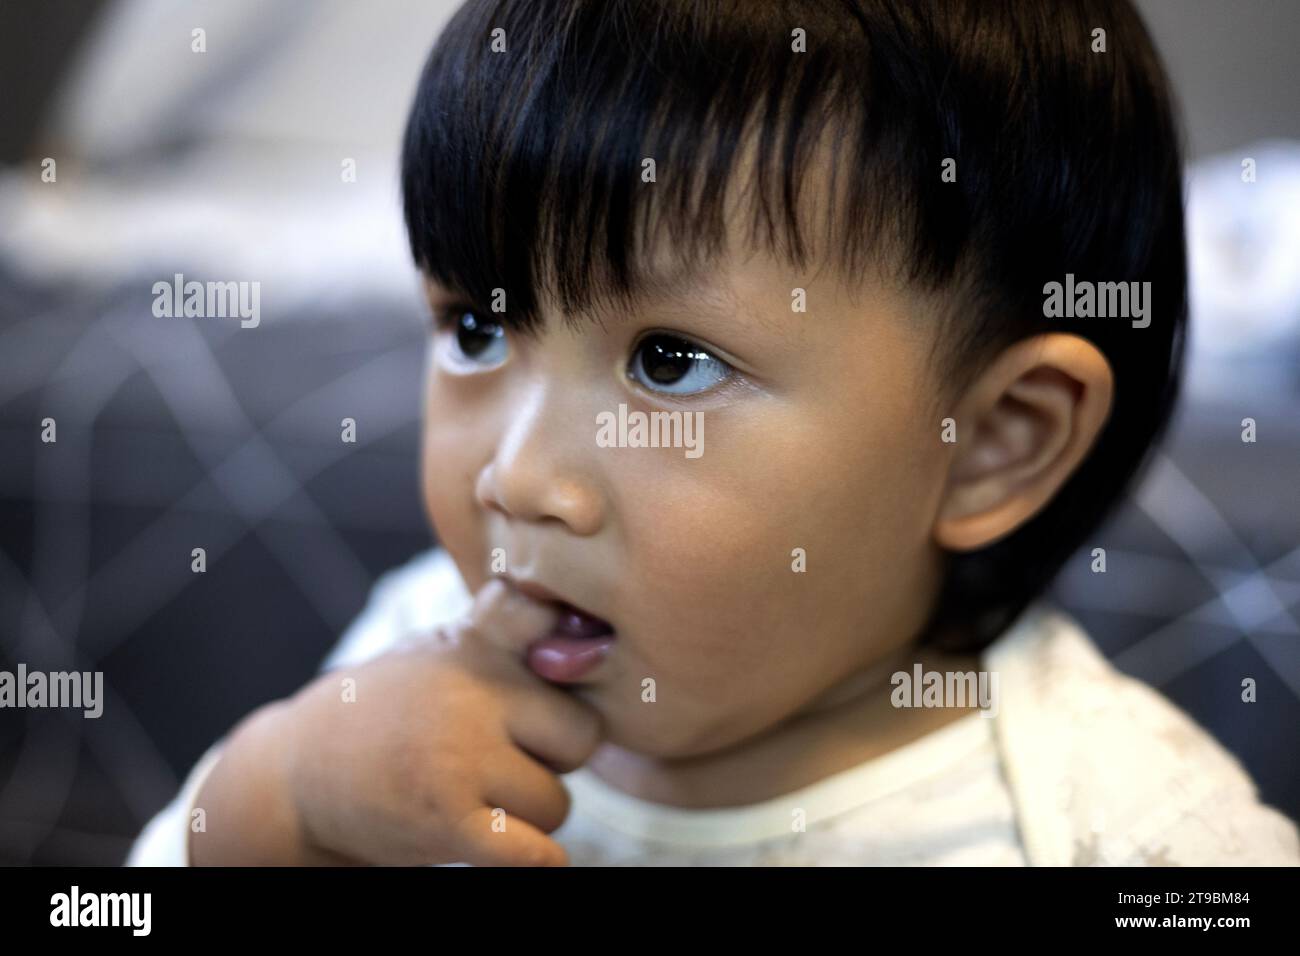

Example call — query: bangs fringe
[401,0,931,332]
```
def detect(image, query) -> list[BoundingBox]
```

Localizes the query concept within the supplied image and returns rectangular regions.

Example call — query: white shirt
[127,548,1300,866]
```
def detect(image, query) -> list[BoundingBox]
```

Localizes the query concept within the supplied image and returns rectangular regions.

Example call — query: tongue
[552,606,614,639]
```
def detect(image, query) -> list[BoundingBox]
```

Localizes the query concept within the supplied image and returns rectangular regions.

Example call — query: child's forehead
[421,256,704,303]
[421,223,897,346]
[421,266,720,334]
[419,237,712,308]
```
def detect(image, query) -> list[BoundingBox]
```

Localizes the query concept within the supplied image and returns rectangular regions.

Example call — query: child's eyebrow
[421,261,808,344]
[631,259,712,301]
[627,266,741,327]
[632,261,807,345]
[420,275,471,303]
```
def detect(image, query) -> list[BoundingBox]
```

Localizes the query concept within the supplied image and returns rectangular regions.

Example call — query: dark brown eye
[441,308,507,365]
[629,334,730,395]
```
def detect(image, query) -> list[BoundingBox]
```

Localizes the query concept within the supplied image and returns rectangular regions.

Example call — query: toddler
[129,0,1299,866]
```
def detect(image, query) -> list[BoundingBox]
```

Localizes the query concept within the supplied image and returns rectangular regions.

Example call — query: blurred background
[1,0,1297,865]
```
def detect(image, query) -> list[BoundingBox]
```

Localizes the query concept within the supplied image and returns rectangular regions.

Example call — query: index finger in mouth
[463,578,562,655]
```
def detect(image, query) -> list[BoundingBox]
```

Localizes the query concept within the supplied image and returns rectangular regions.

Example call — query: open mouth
[527,613,616,682]
[510,582,618,683]
[507,576,616,640]
[548,601,616,640]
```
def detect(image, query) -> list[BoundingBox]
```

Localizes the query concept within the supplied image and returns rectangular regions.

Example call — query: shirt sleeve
[124,546,464,866]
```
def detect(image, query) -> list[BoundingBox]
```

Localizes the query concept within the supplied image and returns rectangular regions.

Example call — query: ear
[934,334,1114,552]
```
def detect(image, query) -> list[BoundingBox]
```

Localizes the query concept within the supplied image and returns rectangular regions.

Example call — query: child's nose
[473,397,606,536]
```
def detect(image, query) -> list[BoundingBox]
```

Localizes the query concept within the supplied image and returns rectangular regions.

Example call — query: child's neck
[584,642,984,809]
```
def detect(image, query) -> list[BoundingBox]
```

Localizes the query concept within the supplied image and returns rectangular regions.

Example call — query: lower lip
[526,611,616,683]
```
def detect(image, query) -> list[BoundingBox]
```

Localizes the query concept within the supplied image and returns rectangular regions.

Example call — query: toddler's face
[419,242,953,758]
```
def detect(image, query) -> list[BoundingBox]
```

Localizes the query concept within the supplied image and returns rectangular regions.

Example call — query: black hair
[401,0,1187,652]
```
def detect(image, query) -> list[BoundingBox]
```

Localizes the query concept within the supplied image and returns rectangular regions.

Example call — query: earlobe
[933,334,1114,552]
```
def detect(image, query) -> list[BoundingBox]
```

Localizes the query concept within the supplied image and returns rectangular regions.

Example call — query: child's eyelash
[429,302,480,330]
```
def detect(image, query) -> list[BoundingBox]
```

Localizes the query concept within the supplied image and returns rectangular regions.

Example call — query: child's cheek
[419,407,490,588]
[614,452,805,675]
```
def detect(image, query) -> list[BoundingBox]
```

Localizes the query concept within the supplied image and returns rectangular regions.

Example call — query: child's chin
[590,702,745,761]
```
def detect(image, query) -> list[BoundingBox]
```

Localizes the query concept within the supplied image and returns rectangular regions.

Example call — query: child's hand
[188,579,603,866]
